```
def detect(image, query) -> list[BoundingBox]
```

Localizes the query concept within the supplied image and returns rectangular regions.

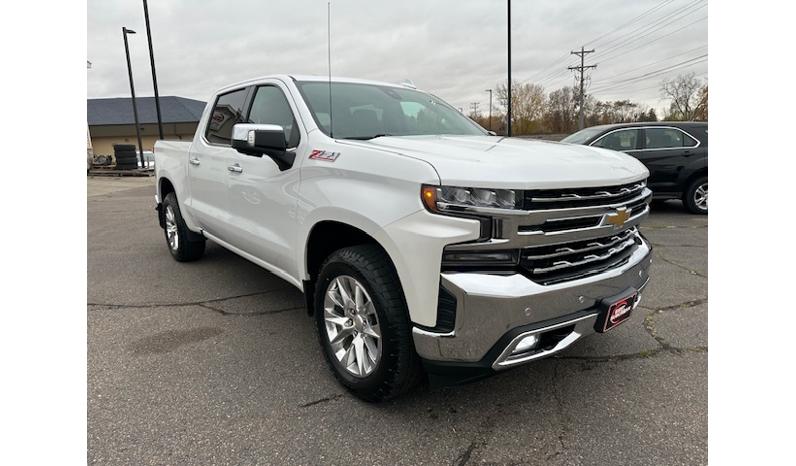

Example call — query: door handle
[683,150,693,156]
[227,164,243,173]
[189,157,200,165]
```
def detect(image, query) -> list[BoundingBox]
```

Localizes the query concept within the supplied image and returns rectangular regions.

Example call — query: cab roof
[215,74,416,95]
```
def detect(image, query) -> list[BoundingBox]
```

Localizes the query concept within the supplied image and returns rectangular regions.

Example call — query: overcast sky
[87,0,707,114]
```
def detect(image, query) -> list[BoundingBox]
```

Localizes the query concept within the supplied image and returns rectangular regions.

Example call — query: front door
[225,82,305,280]
[591,128,645,168]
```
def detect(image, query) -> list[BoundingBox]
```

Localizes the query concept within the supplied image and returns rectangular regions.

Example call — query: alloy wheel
[694,182,708,211]
[165,206,179,251]
[323,275,382,377]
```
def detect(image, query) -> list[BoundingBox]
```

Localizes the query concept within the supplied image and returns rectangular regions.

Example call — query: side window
[682,132,699,147]
[205,88,248,145]
[645,127,686,149]
[594,129,639,152]
[248,86,300,148]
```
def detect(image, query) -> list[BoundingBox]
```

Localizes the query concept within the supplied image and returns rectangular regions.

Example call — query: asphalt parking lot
[88,177,707,465]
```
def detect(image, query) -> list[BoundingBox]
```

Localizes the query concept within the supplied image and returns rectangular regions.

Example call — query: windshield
[296,81,487,139]
[560,126,606,145]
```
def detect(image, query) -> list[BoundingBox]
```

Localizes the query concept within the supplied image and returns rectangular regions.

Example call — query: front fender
[298,207,479,327]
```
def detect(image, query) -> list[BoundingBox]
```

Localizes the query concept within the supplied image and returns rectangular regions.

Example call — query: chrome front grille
[520,228,640,285]
[523,181,646,210]
[441,178,651,285]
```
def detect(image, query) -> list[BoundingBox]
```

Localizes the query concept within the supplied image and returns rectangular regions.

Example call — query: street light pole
[122,27,145,170]
[142,0,164,140]
[485,89,493,131]
[507,0,512,137]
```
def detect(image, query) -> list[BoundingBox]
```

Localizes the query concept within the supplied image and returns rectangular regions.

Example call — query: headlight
[421,185,522,212]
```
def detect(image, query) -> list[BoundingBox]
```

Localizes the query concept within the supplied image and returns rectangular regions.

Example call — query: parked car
[154,75,652,401]
[561,122,708,214]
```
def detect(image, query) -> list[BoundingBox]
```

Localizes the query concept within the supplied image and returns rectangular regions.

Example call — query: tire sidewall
[163,193,193,260]
[686,176,708,214]
[314,260,398,394]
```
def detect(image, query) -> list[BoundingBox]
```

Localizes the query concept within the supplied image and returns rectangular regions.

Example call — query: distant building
[87,96,206,155]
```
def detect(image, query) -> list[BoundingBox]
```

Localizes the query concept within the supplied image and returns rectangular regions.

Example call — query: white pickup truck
[155,75,652,401]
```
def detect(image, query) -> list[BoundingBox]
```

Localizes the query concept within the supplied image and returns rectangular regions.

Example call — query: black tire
[683,176,708,215]
[162,193,205,261]
[314,245,423,402]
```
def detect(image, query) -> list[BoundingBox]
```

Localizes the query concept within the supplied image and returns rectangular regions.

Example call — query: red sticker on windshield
[309,149,340,162]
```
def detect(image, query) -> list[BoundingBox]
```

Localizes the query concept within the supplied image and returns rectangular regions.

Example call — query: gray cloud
[88,0,707,114]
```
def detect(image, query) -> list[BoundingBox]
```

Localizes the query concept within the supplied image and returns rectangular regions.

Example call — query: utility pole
[485,89,493,131]
[122,27,145,169]
[469,102,480,117]
[507,0,512,136]
[142,0,164,140]
[569,46,596,130]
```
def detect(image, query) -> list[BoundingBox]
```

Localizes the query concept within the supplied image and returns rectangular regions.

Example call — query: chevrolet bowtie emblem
[606,207,630,227]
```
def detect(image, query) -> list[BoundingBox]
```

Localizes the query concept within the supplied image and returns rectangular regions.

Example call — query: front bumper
[412,236,652,371]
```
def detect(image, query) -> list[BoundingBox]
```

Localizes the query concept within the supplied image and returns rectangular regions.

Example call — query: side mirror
[231,124,287,156]
[487,130,497,136]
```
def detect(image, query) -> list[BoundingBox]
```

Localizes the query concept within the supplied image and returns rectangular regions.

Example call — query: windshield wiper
[342,134,393,140]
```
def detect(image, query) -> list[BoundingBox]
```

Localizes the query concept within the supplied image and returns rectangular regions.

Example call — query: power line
[596,15,707,65]
[596,44,707,81]
[597,0,707,59]
[514,0,708,98]
[519,1,610,84]
[536,61,578,87]
[520,0,703,88]
[594,72,707,96]
[590,54,707,93]
[586,0,675,47]
[592,55,707,92]
[595,0,705,56]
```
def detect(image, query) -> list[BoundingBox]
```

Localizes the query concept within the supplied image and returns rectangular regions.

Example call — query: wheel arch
[682,166,708,194]
[302,217,406,317]
[156,177,176,228]
[158,176,176,201]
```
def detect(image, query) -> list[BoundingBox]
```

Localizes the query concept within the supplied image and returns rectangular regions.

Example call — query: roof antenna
[327,1,334,138]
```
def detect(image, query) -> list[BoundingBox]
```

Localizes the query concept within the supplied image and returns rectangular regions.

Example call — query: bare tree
[660,72,703,120]
[545,86,576,133]
[692,84,708,121]
[496,80,546,134]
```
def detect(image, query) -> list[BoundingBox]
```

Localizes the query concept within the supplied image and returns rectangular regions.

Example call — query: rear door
[225,81,305,279]
[187,87,251,240]
[636,127,699,192]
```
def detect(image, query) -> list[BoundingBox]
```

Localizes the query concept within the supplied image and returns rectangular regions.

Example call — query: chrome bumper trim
[492,276,649,370]
[492,312,599,370]
[412,236,652,364]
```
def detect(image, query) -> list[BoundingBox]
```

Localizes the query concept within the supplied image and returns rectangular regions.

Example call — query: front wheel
[314,245,423,402]
[684,176,708,214]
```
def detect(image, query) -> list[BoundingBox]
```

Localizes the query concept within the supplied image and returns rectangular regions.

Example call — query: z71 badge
[309,149,341,162]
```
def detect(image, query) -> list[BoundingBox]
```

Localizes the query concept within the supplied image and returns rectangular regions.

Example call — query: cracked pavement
[88,178,707,465]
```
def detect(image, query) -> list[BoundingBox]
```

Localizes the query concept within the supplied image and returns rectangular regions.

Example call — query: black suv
[562,122,708,214]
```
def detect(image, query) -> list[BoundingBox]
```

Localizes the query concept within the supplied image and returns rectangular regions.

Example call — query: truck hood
[341,135,649,189]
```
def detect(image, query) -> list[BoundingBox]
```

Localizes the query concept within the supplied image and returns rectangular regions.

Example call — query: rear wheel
[684,176,708,214]
[314,245,423,402]
[162,193,205,261]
